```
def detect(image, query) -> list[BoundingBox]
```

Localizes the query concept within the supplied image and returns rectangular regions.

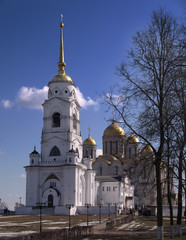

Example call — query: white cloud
[16,86,48,110]
[96,149,103,157]
[1,100,14,108]
[20,174,26,178]
[7,193,20,198]
[75,87,99,110]
[1,85,99,111]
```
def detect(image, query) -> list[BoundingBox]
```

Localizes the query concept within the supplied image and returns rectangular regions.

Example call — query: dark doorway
[48,194,53,208]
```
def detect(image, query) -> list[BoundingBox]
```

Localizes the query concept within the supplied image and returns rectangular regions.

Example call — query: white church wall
[110,162,123,175]
[15,207,32,215]
[93,160,108,176]
[84,170,96,205]
[25,167,40,206]
[63,166,76,205]
[99,182,120,206]
[77,206,116,215]
[55,206,77,215]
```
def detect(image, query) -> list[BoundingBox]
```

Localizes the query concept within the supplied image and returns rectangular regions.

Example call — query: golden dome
[83,136,96,146]
[50,73,75,85]
[125,131,139,143]
[141,144,153,153]
[103,120,125,136]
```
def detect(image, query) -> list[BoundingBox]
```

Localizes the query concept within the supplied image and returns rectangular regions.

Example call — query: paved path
[93,220,107,234]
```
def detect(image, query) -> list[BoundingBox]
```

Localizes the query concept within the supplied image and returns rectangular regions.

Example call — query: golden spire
[58,14,66,75]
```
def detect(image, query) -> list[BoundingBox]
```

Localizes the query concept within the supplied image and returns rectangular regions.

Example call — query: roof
[125,131,139,143]
[30,146,39,155]
[141,144,153,153]
[83,136,96,145]
[103,120,125,137]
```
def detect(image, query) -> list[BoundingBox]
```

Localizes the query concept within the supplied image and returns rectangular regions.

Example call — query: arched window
[52,112,60,127]
[48,194,53,208]
[73,114,77,129]
[105,142,107,154]
[49,146,61,156]
[86,149,88,157]
[76,148,79,158]
[45,174,59,182]
[110,142,112,154]
[124,148,126,158]
[99,167,102,176]
[116,141,118,154]
[135,147,137,157]
[129,147,131,158]
[115,166,118,175]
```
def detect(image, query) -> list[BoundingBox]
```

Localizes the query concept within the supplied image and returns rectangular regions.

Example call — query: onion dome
[30,146,39,155]
[51,74,74,85]
[103,120,125,136]
[141,144,153,153]
[83,127,96,145]
[50,14,75,86]
[83,136,96,146]
[125,131,139,143]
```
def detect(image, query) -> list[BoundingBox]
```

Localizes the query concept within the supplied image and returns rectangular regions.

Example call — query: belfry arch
[49,146,61,156]
[52,112,60,127]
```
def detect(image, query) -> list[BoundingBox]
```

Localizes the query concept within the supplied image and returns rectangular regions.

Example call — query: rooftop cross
[88,126,91,137]
[112,111,116,123]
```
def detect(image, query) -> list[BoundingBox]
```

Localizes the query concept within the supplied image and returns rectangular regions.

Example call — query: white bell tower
[24,15,96,212]
[41,14,82,163]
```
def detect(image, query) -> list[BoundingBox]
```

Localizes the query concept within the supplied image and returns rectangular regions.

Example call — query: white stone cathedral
[18,16,168,215]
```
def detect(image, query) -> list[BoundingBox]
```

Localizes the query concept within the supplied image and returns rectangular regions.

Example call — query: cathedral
[20,16,163,215]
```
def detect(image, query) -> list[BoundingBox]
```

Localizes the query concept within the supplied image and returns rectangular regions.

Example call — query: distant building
[19,16,173,215]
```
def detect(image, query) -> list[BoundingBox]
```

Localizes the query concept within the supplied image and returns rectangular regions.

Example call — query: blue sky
[0,0,185,210]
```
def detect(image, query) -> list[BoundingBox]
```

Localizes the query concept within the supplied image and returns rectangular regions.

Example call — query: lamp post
[85,204,91,227]
[36,202,46,233]
[115,203,117,218]
[107,203,110,220]
[66,204,74,230]
[98,200,103,223]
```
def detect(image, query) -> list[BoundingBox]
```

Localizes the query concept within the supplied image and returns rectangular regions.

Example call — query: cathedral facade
[22,17,161,215]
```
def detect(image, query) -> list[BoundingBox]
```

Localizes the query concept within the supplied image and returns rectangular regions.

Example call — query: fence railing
[1,225,93,240]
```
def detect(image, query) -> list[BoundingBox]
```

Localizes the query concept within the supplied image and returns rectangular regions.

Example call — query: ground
[0,214,186,239]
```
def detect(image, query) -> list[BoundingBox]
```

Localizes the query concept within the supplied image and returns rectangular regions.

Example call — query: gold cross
[88,126,91,137]
[61,14,63,24]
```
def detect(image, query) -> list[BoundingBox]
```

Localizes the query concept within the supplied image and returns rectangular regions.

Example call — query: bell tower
[25,15,96,212]
[41,14,82,163]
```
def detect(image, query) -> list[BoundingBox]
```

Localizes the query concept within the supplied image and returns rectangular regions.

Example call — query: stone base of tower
[15,206,34,215]
[55,206,77,215]
[15,205,119,216]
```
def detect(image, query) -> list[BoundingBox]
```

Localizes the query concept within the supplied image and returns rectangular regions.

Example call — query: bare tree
[103,8,184,240]
[0,199,8,211]
[172,70,186,236]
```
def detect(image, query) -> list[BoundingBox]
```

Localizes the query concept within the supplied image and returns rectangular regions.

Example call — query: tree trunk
[167,137,174,238]
[176,146,183,236]
[156,154,164,240]
[185,168,186,225]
